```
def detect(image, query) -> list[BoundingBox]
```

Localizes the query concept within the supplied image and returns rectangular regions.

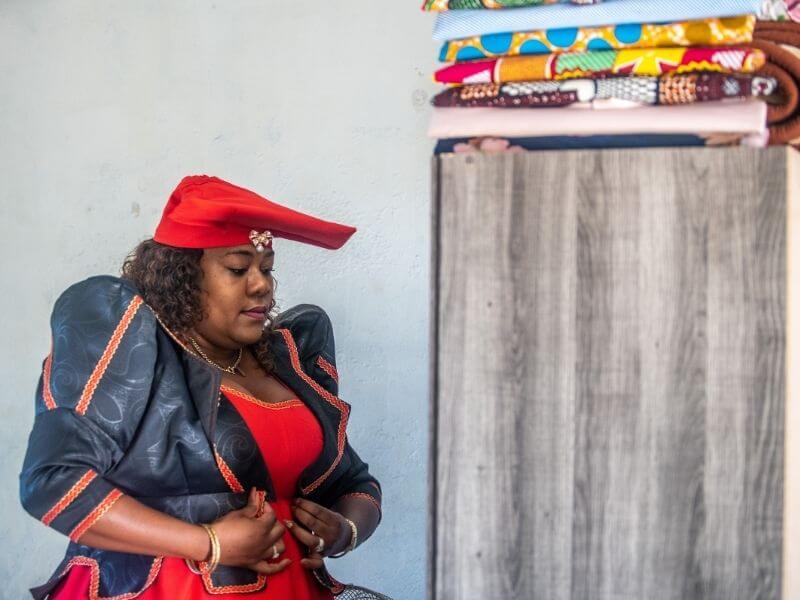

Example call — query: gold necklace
[188,337,244,375]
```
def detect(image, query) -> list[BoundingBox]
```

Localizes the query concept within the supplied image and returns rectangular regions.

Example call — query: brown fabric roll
[753,20,800,145]
[432,82,580,108]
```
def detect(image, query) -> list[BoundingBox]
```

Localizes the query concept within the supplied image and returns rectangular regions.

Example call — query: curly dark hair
[121,238,275,372]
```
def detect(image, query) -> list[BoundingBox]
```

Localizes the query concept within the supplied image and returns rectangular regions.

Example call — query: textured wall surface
[0,2,436,598]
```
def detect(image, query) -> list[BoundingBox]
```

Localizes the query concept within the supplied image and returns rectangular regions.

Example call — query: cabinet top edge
[435,145,792,164]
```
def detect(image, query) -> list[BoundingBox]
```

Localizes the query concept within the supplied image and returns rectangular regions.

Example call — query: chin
[233,325,267,346]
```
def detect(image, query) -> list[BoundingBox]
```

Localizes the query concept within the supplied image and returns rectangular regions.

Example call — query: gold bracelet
[329,518,358,558]
[201,523,221,574]
[184,558,202,575]
[184,524,220,575]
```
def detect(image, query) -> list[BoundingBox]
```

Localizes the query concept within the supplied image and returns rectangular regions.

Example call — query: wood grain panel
[429,155,440,600]
[434,147,787,600]
[702,150,785,600]
[572,150,645,600]
[633,151,709,600]
[784,148,800,600]
[436,153,577,599]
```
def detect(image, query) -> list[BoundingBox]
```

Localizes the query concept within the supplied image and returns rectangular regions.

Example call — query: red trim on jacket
[200,568,267,595]
[214,447,245,493]
[277,329,350,495]
[69,489,124,542]
[42,347,57,411]
[76,296,144,416]
[338,492,382,517]
[51,556,163,600]
[41,470,98,526]
[315,356,338,383]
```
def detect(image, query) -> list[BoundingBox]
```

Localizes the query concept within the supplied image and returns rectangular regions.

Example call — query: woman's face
[192,244,275,349]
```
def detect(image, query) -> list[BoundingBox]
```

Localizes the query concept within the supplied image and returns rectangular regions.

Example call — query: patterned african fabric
[427,99,769,140]
[431,74,778,108]
[423,0,599,10]
[439,16,756,62]
[434,81,581,107]
[433,47,766,84]
[432,0,763,40]
[761,0,800,21]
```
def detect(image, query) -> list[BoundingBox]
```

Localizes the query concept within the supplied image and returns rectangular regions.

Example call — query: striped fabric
[432,0,763,40]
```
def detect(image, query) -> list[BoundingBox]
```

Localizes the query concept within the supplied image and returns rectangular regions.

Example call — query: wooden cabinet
[430,147,800,600]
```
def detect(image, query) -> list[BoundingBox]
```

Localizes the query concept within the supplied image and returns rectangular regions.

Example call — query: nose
[248,269,273,298]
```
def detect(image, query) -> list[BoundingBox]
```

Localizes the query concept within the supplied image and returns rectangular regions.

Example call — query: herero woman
[20,175,383,599]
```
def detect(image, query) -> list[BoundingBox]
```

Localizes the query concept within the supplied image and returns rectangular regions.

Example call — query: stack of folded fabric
[423,0,800,153]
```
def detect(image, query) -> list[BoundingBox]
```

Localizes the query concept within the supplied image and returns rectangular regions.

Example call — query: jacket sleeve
[19,276,157,541]
[277,304,383,522]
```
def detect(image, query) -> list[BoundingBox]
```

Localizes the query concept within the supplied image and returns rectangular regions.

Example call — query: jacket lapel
[214,392,275,499]
[269,328,349,497]
[154,317,222,445]
[179,344,276,499]
[165,323,347,500]
[179,350,222,444]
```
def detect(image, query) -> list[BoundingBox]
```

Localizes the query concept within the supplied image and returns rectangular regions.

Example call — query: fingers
[264,519,285,546]
[299,554,324,570]
[291,505,325,535]
[262,539,286,561]
[243,488,275,521]
[293,498,324,516]
[242,487,260,518]
[256,500,276,523]
[253,490,268,518]
[293,499,331,527]
[284,519,319,549]
[250,558,292,575]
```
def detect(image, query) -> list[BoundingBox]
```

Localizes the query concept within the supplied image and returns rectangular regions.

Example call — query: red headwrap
[153,175,356,250]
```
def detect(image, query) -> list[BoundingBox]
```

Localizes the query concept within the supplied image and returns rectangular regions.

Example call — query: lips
[242,305,268,321]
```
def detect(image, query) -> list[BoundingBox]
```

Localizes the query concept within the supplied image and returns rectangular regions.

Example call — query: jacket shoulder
[46,275,157,428]
[274,304,333,342]
[52,275,156,344]
[53,275,145,320]
[273,304,338,391]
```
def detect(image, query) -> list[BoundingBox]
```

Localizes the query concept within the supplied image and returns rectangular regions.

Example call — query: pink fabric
[436,60,497,84]
[427,99,768,140]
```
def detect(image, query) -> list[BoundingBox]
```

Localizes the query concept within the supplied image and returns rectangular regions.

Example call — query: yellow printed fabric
[439,16,756,62]
[434,47,766,85]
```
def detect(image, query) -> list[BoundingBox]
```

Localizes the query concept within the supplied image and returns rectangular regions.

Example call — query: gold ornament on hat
[249,230,273,252]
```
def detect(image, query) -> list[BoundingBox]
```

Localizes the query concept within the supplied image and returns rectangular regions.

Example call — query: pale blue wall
[0,2,437,598]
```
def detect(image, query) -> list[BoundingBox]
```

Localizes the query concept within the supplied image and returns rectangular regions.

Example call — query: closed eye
[227,267,274,276]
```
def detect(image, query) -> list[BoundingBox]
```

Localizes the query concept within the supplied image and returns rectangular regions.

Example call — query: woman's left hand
[285,498,350,569]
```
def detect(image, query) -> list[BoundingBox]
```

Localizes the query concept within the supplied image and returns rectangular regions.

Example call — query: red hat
[153,175,356,250]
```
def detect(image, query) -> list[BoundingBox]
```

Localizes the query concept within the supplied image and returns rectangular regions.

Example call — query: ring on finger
[315,536,325,554]
[271,545,279,560]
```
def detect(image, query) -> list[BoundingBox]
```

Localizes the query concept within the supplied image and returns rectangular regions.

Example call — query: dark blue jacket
[19,276,382,598]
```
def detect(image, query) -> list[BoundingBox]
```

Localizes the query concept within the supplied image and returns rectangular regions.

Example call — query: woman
[19,175,384,599]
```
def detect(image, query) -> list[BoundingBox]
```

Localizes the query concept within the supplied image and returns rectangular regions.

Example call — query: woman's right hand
[210,487,291,575]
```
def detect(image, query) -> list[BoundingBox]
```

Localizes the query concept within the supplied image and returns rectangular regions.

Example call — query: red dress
[52,386,335,600]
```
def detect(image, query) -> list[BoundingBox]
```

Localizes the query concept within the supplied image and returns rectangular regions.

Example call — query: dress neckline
[220,384,304,410]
